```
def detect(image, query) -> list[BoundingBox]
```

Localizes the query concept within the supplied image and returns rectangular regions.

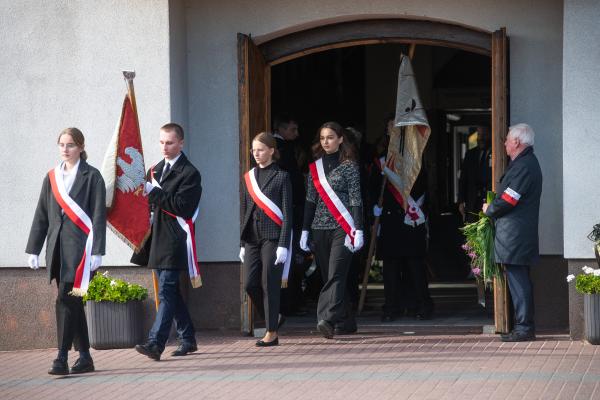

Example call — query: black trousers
[383,256,432,316]
[244,239,283,331]
[313,228,353,324]
[56,281,90,353]
[505,264,535,334]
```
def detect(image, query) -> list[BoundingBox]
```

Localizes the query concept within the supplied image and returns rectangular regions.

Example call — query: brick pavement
[1,330,599,400]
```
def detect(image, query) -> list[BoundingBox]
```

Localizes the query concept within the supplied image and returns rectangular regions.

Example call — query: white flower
[594,269,600,277]
[110,279,117,286]
[582,266,594,274]
[567,274,575,282]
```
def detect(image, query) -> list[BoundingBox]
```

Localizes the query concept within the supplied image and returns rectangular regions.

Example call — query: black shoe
[256,337,279,347]
[500,331,536,342]
[70,357,95,374]
[48,358,69,376]
[171,342,198,356]
[135,342,162,361]
[317,320,334,339]
[277,314,286,330]
[334,326,357,335]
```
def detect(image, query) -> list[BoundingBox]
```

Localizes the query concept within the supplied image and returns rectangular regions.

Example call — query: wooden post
[491,28,511,333]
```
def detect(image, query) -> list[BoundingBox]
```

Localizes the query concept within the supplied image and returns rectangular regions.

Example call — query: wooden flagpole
[357,44,416,315]
[122,70,159,312]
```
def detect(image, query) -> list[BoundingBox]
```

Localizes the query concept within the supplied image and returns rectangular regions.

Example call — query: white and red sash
[244,168,293,287]
[375,156,405,207]
[150,168,202,288]
[48,165,94,296]
[309,158,356,243]
[405,195,426,227]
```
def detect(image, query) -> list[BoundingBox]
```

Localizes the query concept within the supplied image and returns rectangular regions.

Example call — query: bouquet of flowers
[461,191,502,287]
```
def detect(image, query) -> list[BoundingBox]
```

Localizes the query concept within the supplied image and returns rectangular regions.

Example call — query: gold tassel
[280,279,288,289]
[190,275,203,288]
[69,288,86,297]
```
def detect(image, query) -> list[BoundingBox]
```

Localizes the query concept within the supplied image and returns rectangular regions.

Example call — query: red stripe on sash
[244,172,283,226]
[309,162,354,241]
[48,170,91,235]
[48,169,90,291]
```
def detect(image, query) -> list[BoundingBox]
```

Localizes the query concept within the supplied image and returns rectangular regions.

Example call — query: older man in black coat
[133,123,202,360]
[484,123,542,342]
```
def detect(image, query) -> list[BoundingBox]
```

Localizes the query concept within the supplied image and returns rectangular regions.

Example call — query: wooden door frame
[238,17,509,334]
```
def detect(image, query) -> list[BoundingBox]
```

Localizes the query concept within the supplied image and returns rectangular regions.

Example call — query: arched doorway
[237,17,509,335]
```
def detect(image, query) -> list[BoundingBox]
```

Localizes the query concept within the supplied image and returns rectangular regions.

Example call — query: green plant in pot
[83,271,148,349]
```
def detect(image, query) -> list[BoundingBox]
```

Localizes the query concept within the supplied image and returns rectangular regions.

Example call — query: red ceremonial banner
[102,95,150,251]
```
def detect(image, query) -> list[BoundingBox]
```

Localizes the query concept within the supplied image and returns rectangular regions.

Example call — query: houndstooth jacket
[240,164,293,248]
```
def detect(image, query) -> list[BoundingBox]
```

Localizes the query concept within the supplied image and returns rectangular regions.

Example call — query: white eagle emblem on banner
[116,147,146,194]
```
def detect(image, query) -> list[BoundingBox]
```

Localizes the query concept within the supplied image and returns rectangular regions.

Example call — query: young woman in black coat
[240,132,293,346]
[26,128,106,375]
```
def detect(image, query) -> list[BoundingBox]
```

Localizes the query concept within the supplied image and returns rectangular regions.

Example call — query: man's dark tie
[161,162,171,183]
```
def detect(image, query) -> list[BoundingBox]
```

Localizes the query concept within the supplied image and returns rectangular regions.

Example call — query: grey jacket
[26,160,107,283]
[485,146,542,266]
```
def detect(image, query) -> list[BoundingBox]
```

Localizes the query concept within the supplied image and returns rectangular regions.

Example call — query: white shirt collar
[273,133,284,140]
[165,152,182,167]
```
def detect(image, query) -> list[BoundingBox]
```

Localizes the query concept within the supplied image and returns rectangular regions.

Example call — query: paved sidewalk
[1,330,599,400]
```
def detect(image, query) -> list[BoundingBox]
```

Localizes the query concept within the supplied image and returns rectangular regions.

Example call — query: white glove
[145,182,156,195]
[344,234,354,252]
[353,230,364,252]
[239,247,245,263]
[344,230,365,253]
[90,255,102,271]
[27,254,39,270]
[275,247,288,265]
[299,230,310,252]
[373,205,382,217]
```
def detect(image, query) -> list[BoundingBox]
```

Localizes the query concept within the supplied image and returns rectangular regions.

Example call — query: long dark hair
[311,121,356,162]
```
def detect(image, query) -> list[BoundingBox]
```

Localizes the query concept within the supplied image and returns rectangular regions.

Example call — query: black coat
[275,137,305,207]
[26,160,106,283]
[458,146,492,212]
[485,146,542,265]
[241,164,292,248]
[131,153,202,270]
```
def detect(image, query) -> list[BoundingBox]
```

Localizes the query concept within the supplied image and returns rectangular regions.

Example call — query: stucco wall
[1,0,565,267]
[563,0,600,259]
[0,0,171,267]
[185,0,563,262]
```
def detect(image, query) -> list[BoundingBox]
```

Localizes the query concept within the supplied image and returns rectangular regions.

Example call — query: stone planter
[584,294,600,345]
[86,300,144,350]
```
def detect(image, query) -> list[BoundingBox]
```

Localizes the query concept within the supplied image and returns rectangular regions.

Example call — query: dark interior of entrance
[270,43,493,329]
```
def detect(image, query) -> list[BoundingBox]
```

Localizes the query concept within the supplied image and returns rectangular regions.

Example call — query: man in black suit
[458,127,492,222]
[133,123,202,360]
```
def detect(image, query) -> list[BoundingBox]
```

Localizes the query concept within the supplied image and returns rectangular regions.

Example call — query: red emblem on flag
[101,95,150,251]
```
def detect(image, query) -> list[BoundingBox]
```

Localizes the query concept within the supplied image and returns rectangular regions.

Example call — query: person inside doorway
[458,127,492,223]
[273,114,308,316]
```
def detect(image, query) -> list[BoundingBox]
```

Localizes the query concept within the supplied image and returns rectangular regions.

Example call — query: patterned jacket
[240,164,293,248]
[485,146,542,265]
[306,160,363,230]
